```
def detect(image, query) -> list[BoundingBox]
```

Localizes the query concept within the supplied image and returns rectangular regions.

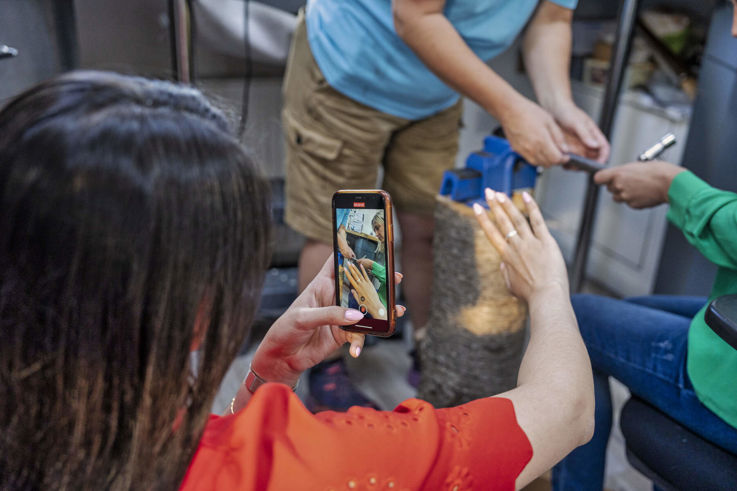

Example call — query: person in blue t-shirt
[283,0,609,411]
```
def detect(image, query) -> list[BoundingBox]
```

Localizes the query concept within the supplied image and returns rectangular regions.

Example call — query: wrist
[488,86,528,124]
[660,165,686,203]
[541,95,574,120]
[527,281,570,304]
[250,353,301,389]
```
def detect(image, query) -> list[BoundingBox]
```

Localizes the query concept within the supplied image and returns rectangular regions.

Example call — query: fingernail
[354,345,361,357]
[396,272,404,279]
[472,203,483,215]
[522,191,532,203]
[496,192,506,203]
[345,309,364,321]
[485,188,495,201]
[398,305,407,313]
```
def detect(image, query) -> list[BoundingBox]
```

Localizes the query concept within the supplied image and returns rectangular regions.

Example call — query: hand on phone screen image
[344,261,387,320]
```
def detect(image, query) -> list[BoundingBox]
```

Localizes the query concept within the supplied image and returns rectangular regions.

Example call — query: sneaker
[306,358,379,412]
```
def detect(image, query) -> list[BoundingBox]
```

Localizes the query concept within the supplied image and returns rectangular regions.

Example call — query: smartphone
[332,190,396,337]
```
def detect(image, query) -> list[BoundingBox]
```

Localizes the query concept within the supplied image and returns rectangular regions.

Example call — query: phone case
[332,190,396,337]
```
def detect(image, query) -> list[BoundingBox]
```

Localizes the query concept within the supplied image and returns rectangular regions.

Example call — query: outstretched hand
[473,189,568,301]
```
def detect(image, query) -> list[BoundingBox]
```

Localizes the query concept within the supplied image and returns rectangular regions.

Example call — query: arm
[473,189,594,488]
[523,1,610,162]
[337,225,356,260]
[594,160,737,268]
[392,0,568,167]
[666,170,737,269]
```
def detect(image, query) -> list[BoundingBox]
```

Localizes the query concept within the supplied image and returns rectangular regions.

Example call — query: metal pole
[570,0,640,292]
[168,0,191,83]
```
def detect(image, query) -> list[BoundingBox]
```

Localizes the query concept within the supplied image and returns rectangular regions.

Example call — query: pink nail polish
[472,203,483,215]
[345,309,364,321]
[485,188,494,201]
[522,191,531,203]
[354,346,361,357]
[496,192,506,203]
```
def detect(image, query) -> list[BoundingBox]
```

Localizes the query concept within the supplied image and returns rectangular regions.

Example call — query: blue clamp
[439,136,537,206]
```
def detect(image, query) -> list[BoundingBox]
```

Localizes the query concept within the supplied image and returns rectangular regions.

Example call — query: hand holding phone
[332,190,396,336]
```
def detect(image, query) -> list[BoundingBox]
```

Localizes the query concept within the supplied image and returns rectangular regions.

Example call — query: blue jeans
[552,294,737,490]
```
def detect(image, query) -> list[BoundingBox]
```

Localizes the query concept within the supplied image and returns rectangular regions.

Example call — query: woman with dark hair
[0,71,594,490]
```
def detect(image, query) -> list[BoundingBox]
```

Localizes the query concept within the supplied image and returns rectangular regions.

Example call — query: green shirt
[667,171,737,429]
[370,261,387,309]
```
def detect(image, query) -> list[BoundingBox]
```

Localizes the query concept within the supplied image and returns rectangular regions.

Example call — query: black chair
[619,294,737,490]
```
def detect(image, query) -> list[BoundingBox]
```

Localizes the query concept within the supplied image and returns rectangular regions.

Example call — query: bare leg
[397,211,435,333]
[298,239,332,292]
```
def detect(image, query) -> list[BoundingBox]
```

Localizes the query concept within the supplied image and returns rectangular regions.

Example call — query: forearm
[668,171,737,268]
[519,285,591,397]
[505,284,594,487]
[515,283,594,444]
[394,6,525,121]
[522,2,574,113]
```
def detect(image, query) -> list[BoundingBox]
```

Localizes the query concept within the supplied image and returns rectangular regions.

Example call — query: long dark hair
[0,71,271,490]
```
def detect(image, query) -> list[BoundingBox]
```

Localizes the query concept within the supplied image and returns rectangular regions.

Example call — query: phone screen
[333,191,394,335]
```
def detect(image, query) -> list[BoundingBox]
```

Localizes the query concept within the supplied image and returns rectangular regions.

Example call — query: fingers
[292,305,365,331]
[500,262,511,290]
[548,120,570,158]
[348,262,368,285]
[347,332,365,358]
[487,191,526,243]
[394,272,404,285]
[589,125,610,163]
[396,304,406,318]
[473,201,505,253]
[521,191,549,239]
[485,188,532,240]
[344,263,358,288]
[593,167,615,185]
[538,133,567,167]
[358,263,370,282]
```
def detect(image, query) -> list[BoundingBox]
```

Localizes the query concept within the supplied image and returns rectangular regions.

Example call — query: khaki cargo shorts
[283,11,462,242]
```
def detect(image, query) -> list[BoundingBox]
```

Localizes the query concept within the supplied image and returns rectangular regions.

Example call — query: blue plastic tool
[439,135,537,207]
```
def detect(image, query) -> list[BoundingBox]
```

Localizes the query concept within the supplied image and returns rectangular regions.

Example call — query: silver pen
[638,133,677,162]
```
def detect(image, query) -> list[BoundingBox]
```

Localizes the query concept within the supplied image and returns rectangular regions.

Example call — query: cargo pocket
[283,111,342,161]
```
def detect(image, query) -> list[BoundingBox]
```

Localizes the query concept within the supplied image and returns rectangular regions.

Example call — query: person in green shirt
[553,158,737,489]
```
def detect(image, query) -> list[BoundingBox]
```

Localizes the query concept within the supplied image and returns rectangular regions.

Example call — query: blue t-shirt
[306,0,577,120]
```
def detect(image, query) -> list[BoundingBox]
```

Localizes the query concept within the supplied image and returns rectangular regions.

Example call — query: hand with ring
[473,188,569,301]
[344,261,387,320]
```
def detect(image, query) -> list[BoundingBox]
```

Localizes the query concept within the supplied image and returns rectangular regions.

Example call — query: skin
[473,189,594,489]
[393,0,610,166]
[230,256,405,412]
[594,160,685,209]
[336,225,356,260]
[344,261,387,320]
